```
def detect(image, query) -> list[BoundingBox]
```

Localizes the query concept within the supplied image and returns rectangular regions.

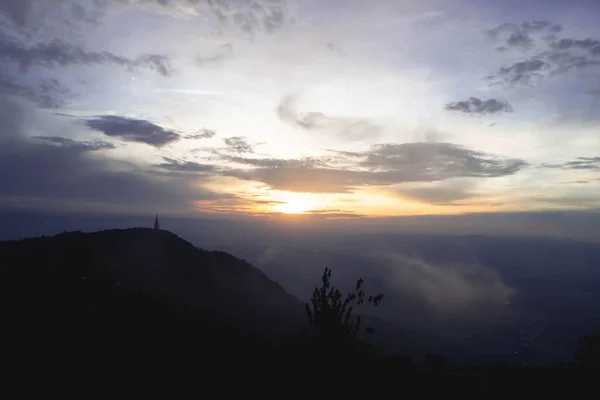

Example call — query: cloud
[559,180,590,185]
[541,156,600,170]
[350,143,526,177]
[84,115,180,147]
[32,136,116,152]
[488,20,562,51]
[222,142,527,193]
[224,136,253,153]
[445,97,514,115]
[217,153,332,169]
[0,76,74,108]
[191,194,287,215]
[185,129,216,139]
[153,157,217,173]
[486,20,600,87]
[549,38,600,55]
[376,252,515,316]
[487,59,552,87]
[393,180,479,205]
[0,0,32,26]
[304,209,364,219]
[488,52,600,87]
[0,37,172,76]
[108,0,294,40]
[277,94,382,141]
[256,245,515,326]
[0,95,224,213]
[0,0,101,28]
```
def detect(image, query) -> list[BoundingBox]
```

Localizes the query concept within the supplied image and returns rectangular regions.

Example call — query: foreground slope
[0,228,303,363]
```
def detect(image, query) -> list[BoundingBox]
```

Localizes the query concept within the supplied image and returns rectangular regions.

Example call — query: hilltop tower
[153,214,160,230]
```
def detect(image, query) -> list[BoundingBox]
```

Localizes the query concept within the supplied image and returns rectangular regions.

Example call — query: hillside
[0,228,304,367]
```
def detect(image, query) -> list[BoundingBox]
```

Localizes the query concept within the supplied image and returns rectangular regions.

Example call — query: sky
[1,0,600,218]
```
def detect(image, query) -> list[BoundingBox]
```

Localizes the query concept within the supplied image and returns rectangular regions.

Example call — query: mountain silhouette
[0,228,304,372]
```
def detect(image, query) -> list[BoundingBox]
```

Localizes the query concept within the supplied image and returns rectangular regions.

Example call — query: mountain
[0,228,304,368]
[0,227,481,368]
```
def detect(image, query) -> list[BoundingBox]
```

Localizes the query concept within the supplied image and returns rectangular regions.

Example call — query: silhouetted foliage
[303,267,384,357]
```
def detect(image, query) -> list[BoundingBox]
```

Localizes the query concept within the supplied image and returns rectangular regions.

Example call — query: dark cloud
[0,95,224,213]
[0,0,102,28]
[185,129,216,139]
[549,38,600,55]
[223,142,527,193]
[486,21,600,87]
[352,143,526,177]
[0,76,74,108]
[277,94,382,141]
[223,136,253,153]
[521,20,562,34]
[541,156,600,170]
[486,58,551,86]
[489,21,561,38]
[153,157,217,173]
[445,97,514,115]
[84,115,180,147]
[506,31,534,49]
[0,0,32,26]
[393,180,478,205]
[32,136,116,151]
[542,51,600,75]
[487,52,600,86]
[488,20,562,50]
[0,37,172,76]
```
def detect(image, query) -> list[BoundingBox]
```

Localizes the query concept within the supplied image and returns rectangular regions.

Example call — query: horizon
[1,0,600,219]
[2,208,600,245]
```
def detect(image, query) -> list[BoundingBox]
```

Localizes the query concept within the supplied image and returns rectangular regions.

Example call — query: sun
[273,193,316,214]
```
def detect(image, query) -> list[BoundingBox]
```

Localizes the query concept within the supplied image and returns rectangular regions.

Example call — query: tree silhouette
[304,267,384,356]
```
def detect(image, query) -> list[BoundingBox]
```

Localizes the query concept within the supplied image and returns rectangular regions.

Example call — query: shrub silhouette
[303,267,384,357]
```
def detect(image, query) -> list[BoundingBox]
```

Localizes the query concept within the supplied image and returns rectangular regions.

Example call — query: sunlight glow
[273,193,318,214]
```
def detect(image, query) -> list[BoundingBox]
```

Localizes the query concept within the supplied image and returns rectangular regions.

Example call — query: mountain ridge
[0,228,305,354]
